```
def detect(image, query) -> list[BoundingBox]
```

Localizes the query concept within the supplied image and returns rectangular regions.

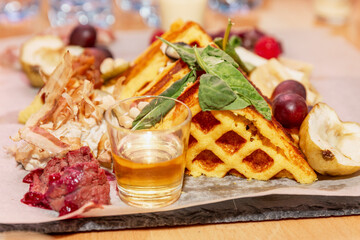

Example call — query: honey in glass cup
[105,96,192,208]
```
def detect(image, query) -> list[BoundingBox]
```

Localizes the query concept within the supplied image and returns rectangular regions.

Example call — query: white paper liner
[0,28,359,225]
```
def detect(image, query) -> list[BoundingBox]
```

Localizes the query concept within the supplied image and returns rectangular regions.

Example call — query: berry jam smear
[21,146,111,216]
[21,191,51,210]
[23,168,44,184]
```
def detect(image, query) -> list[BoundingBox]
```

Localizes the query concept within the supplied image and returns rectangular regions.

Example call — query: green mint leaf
[214,37,249,74]
[221,97,252,111]
[213,18,248,74]
[195,48,271,120]
[132,70,197,130]
[158,37,198,68]
[194,46,209,72]
[201,45,238,68]
[160,70,197,97]
[212,62,271,120]
[229,35,242,48]
[131,98,175,130]
[199,74,250,111]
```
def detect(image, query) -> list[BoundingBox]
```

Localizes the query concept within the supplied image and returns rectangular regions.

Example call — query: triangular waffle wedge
[176,81,317,183]
[116,20,317,184]
[116,20,212,99]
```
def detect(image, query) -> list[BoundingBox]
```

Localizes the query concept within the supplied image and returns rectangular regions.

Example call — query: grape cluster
[271,80,308,128]
[69,24,113,67]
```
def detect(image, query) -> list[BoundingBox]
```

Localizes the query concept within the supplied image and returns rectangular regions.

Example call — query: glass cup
[208,0,263,14]
[118,0,160,28]
[48,0,115,28]
[105,96,192,208]
[314,0,352,25]
[159,0,207,30]
[0,0,40,23]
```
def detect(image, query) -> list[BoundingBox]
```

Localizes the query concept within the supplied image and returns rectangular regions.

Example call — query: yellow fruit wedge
[18,94,43,124]
[100,57,129,81]
[299,103,360,176]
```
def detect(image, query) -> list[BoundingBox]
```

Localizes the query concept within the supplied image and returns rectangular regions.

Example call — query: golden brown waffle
[115,20,212,99]
[176,81,316,183]
[117,20,317,184]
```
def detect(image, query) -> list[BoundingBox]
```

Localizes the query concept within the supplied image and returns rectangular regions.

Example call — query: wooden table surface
[1,0,360,239]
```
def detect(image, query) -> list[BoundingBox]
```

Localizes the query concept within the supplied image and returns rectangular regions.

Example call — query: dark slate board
[1,194,360,233]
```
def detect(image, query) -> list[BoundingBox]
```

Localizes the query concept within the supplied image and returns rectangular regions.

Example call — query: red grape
[272,93,308,128]
[95,45,113,59]
[69,24,97,47]
[271,80,307,101]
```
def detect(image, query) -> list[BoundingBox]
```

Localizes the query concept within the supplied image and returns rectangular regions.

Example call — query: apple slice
[299,103,360,176]
[20,35,64,87]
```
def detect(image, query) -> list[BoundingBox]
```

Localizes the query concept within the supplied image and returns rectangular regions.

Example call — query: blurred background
[0,0,359,44]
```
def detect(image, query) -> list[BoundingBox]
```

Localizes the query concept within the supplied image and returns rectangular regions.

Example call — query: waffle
[115,20,212,99]
[175,81,316,183]
[116,20,317,184]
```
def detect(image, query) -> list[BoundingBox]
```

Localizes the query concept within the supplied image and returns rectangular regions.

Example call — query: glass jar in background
[0,0,40,23]
[159,0,207,30]
[208,0,263,14]
[120,0,148,11]
[48,0,115,28]
[314,0,352,25]
[118,0,160,27]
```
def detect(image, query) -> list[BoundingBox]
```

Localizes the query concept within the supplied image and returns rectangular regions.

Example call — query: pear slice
[20,35,64,87]
[299,103,360,176]
[236,46,321,106]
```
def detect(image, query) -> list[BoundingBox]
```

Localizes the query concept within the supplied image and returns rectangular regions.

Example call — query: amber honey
[112,134,186,208]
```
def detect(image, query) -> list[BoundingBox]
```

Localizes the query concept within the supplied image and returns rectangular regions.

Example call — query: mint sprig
[132,27,272,129]
[214,19,250,74]
[132,70,197,130]
[194,46,271,120]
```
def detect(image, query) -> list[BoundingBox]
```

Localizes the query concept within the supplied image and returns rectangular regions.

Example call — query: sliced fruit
[299,103,360,176]
[100,58,129,81]
[18,94,44,124]
[247,56,321,106]
[64,46,84,57]
[20,35,65,87]
[33,47,63,76]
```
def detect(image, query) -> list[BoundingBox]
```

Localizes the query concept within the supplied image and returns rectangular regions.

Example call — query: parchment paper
[0,28,359,225]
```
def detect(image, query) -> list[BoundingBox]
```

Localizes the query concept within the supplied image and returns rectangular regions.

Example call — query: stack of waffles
[114,20,317,184]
